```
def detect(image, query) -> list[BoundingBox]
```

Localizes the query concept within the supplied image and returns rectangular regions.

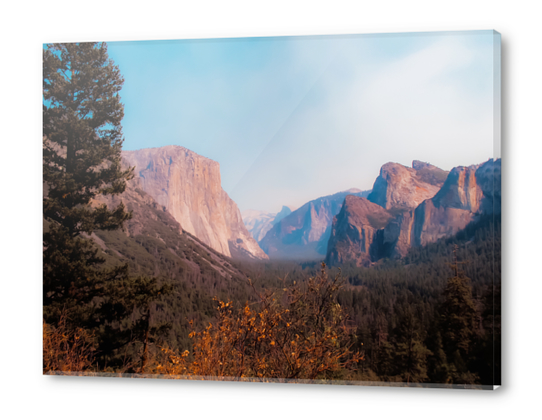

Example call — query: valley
[82,143,500,386]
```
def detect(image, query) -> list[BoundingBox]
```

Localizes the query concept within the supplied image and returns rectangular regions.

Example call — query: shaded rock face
[367,161,447,211]
[379,209,416,259]
[325,196,392,267]
[122,146,268,260]
[242,206,292,242]
[432,165,483,211]
[475,158,502,215]
[259,189,369,260]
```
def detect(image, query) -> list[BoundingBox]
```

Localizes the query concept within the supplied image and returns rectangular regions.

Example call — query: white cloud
[229,33,497,212]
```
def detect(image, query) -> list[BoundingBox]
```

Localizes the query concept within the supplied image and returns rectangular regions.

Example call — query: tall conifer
[43,43,167,370]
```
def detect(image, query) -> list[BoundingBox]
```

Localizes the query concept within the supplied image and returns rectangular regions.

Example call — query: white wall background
[1,1,539,419]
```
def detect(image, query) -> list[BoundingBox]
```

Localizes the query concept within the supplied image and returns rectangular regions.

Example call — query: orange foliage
[152,264,363,381]
[43,313,95,374]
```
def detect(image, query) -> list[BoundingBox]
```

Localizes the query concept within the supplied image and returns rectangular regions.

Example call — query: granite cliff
[325,196,393,267]
[122,146,268,260]
[367,160,448,211]
[326,159,500,266]
[384,159,501,255]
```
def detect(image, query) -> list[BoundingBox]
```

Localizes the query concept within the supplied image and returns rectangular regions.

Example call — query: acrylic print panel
[42,30,501,389]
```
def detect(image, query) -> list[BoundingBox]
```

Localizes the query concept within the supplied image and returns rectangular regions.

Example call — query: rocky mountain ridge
[326,159,501,266]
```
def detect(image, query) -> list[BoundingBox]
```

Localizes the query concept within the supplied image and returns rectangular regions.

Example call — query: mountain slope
[122,146,267,261]
[93,175,248,282]
[91,174,259,350]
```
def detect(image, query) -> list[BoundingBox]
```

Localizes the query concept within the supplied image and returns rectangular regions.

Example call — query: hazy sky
[107,30,500,213]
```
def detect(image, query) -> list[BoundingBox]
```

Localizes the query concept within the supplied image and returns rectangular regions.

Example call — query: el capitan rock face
[122,146,268,260]
[259,189,369,260]
[367,161,447,211]
[326,196,393,267]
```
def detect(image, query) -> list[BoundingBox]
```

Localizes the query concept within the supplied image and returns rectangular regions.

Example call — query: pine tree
[438,245,478,384]
[393,308,431,383]
[43,42,168,370]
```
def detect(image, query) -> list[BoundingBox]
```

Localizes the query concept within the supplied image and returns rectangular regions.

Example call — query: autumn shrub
[152,264,363,381]
[43,313,95,374]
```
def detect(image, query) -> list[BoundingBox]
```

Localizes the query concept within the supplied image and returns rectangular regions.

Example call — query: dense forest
[42,41,500,388]
[228,215,501,386]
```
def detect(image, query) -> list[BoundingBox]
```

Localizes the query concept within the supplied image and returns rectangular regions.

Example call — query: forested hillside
[235,215,501,386]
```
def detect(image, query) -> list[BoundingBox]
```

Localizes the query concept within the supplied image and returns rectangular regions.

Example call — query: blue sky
[107,31,500,213]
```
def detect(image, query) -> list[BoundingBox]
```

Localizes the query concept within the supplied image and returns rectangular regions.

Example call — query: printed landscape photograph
[42,30,501,389]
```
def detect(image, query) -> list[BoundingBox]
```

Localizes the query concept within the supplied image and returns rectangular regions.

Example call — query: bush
[43,313,95,374]
[151,264,363,381]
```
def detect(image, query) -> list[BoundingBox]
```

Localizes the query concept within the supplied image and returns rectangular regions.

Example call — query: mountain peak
[412,160,438,171]
[367,162,442,210]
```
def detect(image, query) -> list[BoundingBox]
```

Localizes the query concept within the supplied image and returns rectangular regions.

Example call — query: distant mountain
[242,206,292,242]
[273,206,293,224]
[325,159,501,266]
[242,210,275,242]
[123,146,268,261]
[259,189,371,260]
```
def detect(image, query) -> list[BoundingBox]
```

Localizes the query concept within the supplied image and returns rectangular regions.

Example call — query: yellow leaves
[166,264,359,380]
[43,315,94,374]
